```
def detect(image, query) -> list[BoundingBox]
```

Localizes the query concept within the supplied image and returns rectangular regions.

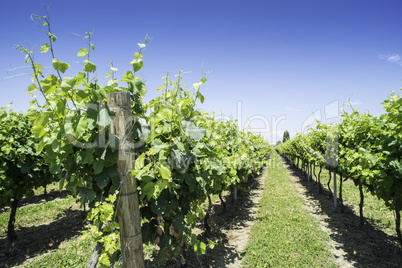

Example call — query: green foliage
[83,192,120,267]
[282,130,290,143]
[0,196,76,235]
[134,71,272,262]
[19,11,123,210]
[0,106,56,208]
[276,140,282,146]
[380,91,402,211]
[276,91,402,245]
[0,194,93,268]
[18,7,273,265]
[0,106,57,241]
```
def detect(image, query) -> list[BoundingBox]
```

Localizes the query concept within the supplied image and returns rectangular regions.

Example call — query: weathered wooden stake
[107,92,144,268]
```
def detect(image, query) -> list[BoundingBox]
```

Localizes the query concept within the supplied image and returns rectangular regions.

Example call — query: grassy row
[32,182,60,196]
[1,185,208,267]
[243,151,335,267]
[10,149,392,267]
[308,164,396,237]
[16,237,95,268]
[0,189,96,267]
[1,182,219,267]
[0,196,77,234]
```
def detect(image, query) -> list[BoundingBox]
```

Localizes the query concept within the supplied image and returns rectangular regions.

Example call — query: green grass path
[243,151,335,267]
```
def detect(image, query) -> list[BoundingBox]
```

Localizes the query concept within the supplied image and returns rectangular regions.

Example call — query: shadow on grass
[201,173,262,267]
[144,169,265,268]
[0,207,87,267]
[0,190,71,214]
[283,158,402,268]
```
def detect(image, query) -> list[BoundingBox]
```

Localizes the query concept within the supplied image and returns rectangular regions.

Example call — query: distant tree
[276,140,282,146]
[282,130,290,143]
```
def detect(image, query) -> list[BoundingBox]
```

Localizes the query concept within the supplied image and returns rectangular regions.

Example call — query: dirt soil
[145,168,268,268]
[161,157,402,268]
[198,168,267,268]
[282,157,402,268]
[2,158,402,267]
[1,171,267,268]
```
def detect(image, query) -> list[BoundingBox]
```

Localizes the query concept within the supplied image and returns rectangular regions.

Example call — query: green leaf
[174,140,186,152]
[171,149,187,172]
[151,198,167,214]
[97,172,109,190]
[52,58,70,73]
[196,176,206,188]
[177,98,193,114]
[121,71,134,82]
[40,75,58,94]
[49,162,60,174]
[186,212,197,226]
[98,107,111,128]
[154,180,168,198]
[193,82,202,90]
[194,240,207,255]
[49,33,57,42]
[135,124,150,143]
[59,178,65,192]
[104,150,118,167]
[64,112,89,141]
[27,83,38,95]
[80,188,96,203]
[83,61,97,73]
[94,159,105,175]
[40,43,50,53]
[133,77,144,92]
[185,174,196,192]
[130,58,144,72]
[388,123,397,130]
[32,112,50,138]
[154,107,172,124]
[199,241,207,254]
[75,116,88,139]
[61,77,77,92]
[76,72,86,81]
[182,119,206,142]
[196,91,205,103]
[135,153,145,170]
[77,47,88,57]
[366,154,378,166]
[158,162,171,180]
[83,148,95,164]
[29,99,38,106]
[143,182,155,200]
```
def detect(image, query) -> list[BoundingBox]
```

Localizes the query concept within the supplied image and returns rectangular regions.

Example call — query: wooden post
[107,92,144,268]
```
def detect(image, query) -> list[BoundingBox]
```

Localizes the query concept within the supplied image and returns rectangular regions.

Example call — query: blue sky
[1,0,402,143]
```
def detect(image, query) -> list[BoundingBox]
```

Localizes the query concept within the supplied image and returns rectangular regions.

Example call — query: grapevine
[15,6,273,266]
[276,93,402,245]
